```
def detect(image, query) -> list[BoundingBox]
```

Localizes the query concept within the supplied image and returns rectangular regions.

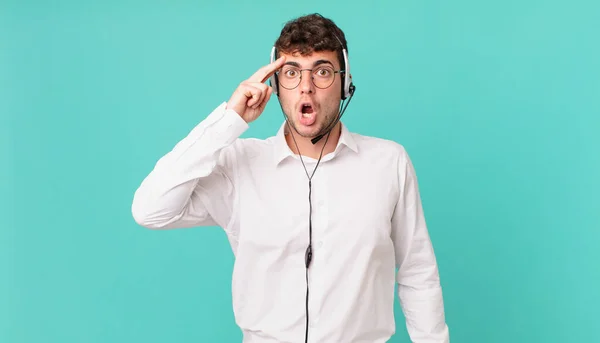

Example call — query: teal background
[2,0,599,342]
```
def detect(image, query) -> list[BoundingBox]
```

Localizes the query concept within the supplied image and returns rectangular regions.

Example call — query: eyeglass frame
[274,65,346,90]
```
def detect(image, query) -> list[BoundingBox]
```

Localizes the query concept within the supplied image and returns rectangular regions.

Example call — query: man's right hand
[226,56,286,123]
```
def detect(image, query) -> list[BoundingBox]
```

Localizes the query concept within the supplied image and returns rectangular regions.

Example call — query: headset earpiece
[341,48,353,100]
[270,46,279,96]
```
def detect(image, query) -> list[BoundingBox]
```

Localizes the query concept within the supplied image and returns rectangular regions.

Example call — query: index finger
[249,55,287,83]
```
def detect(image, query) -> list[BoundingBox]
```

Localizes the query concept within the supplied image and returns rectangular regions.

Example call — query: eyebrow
[313,59,334,68]
[283,59,335,68]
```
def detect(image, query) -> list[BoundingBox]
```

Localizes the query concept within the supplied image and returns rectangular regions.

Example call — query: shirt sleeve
[131,102,249,232]
[390,146,450,343]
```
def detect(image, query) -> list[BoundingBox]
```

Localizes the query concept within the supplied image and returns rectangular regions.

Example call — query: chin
[291,123,322,138]
[285,120,321,138]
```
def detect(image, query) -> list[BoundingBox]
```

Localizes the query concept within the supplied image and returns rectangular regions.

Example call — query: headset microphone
[310,84,356,144]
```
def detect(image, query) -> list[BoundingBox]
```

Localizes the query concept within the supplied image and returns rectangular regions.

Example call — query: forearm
[396,229,449,342]
[398,280,449,343]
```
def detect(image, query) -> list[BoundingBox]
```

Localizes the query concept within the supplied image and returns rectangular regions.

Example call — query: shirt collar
[272,121,359,166]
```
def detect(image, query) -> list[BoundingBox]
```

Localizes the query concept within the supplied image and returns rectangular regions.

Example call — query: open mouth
[301,103,314,117]
[298,102,316,125]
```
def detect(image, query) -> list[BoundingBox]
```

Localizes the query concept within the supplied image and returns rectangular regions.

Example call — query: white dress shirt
[131,102,450,343]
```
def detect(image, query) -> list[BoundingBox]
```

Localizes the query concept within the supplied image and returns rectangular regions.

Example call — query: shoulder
[350,131,410,163]
[225,134,279,161]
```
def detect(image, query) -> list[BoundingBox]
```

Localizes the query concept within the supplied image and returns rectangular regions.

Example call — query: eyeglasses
[276,65,345,90]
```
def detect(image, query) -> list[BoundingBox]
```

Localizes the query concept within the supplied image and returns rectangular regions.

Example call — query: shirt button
[318,241,323,248]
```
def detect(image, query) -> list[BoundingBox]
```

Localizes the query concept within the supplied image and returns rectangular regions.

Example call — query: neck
[285,122,342,160]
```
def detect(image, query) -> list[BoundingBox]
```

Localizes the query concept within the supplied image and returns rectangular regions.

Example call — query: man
[132,13,449,343]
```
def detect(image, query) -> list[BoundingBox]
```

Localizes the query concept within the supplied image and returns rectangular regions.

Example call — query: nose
[299,70,314,94]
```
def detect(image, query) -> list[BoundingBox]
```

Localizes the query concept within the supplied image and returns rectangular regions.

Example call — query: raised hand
[226,56,287,123]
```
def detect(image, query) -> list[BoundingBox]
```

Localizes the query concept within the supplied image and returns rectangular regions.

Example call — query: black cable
[277,95,352,343]
[285,117,329,343]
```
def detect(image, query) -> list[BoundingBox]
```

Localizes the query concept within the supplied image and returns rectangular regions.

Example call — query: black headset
[268,36,355,343]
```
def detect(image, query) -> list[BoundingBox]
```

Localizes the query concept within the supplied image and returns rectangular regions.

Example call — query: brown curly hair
[274,13,348,70]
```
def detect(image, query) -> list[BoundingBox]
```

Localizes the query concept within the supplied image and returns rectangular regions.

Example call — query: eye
[315,67,332,77]
[283,68,299,78]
